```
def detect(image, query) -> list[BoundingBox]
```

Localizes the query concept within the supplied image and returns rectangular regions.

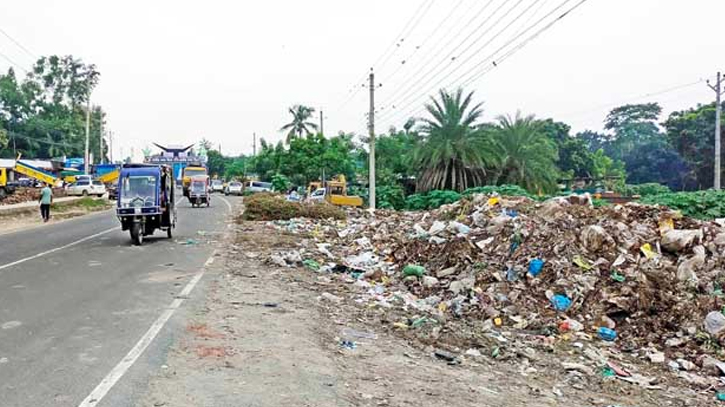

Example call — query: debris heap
[262,193,725,392]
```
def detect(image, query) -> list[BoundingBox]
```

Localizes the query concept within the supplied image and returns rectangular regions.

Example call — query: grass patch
[242,192,345,221]
[53,197,111,212]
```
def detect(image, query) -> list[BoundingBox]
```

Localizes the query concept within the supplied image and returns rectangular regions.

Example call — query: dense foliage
[641,190,725,220]
[415,89,494,192]
[0,56,107,161]
[620,183,671,197]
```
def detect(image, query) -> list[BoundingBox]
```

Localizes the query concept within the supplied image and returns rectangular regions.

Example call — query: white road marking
[0,227,117,272]
[217,196,233,212]
[77,250,217,407]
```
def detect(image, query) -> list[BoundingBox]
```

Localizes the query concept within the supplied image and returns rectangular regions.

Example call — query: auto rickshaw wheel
[131,223,143,245]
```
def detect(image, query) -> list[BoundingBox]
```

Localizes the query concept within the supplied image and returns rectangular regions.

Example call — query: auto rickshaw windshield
[191,181,206,193]
[120,175,157,207]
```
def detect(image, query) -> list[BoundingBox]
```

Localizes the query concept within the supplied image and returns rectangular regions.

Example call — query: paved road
[0,193,239,406]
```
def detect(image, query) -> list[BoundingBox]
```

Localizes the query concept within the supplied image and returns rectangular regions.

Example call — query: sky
[0,0,722,161]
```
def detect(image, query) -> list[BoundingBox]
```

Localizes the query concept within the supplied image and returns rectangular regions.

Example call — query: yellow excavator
[306,175,363,207]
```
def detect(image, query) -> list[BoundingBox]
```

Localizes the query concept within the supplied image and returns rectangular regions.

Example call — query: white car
[245,181,272,193]
[225,181,243,196]
[66,179,106,197]
[211,179,224,193]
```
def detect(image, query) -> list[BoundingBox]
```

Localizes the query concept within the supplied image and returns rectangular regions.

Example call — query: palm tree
[280,105,318,143]
[490,112,559,193]
[414,88,496,192]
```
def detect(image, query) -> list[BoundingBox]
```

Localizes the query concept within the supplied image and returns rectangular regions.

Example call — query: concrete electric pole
[84,95,91,174]
[368,69,376,211]
[253,132,257,156]
[708,72,724,190]
[320,109,324,136]
[99,118,103,164]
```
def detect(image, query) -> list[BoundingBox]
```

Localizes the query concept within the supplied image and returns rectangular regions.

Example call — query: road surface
[0,194,238,406]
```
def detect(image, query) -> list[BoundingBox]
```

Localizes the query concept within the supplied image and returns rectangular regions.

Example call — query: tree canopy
[0,55,107,161]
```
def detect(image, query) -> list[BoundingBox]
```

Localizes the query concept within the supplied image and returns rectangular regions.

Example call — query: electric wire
[381,0,585,127]
[379,0,551,123]
[333,0,435,113]
[0,26,36,60]
[378,0,501,109]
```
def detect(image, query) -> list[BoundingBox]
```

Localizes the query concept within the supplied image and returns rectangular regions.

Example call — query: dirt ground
[139,221,716,407]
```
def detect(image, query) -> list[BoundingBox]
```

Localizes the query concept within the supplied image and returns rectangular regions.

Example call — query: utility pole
[109,131,114,163]
[98,116,103,164]
[709,72,724,190]
[320,110,324,136]
[368,68,376,211]
[84,95,91,174]
[253,132,257,156]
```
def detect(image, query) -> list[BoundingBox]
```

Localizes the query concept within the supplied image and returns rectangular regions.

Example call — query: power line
[379,0,548,123]
[559,77,708,119]
[9,132,84,148]
[335,0,433,112]
[0,27,36,60]
[373,0,436,73]
[0,49,28,73]
[382,0,585,127]
[381,0,467,84]
[459,0,589,89]
[378,0,501,109]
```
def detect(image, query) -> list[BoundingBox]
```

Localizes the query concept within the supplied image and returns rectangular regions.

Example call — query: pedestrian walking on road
[39,183,53,222]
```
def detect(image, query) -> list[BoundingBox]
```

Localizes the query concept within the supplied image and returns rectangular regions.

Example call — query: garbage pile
[0,187,67,206]
[263,193,725,390]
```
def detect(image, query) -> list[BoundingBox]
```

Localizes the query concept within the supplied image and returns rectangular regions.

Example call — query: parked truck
[0,158,61,201]
[306,175,363,207]
[0,168,15,200]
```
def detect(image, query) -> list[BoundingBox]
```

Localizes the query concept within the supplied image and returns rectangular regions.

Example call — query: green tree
[280,105,318,143]
[490,113,559,193]
[206,149,231,178]
[663,102,723,189]
[603,103,662,158]
[0,127,7,151]
[537,119,595,178]
[591,148,626,191]
[415,88,495,192]
[0,55,103,160]
[224,156,249,180]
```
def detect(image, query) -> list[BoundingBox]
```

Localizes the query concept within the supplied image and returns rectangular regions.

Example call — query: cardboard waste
[262,192,725,395]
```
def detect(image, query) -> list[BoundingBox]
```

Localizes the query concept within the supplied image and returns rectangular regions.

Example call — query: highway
[0,194,238,406]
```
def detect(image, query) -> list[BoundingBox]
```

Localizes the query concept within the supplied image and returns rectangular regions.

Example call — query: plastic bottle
[598,327,618,341]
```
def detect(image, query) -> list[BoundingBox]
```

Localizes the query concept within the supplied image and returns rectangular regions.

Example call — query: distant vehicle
[211,179,224,193]
[66,179,106,197]
[0,168,16,200]
[246,181,272,193]
[182,166,207,197]
[107,184,118,201]
[188,176,210,207]
[225,181,243,196]
[16,177,41,188]
[306,175,363,207]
